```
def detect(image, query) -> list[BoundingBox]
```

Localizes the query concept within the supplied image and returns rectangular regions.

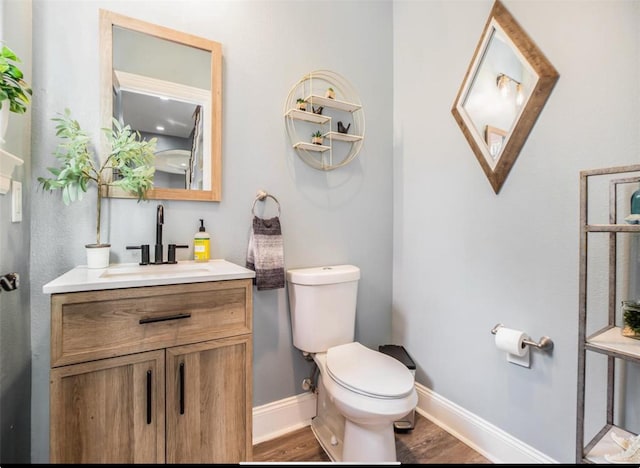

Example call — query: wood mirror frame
[451,0,559,194]
[99,9,222,201]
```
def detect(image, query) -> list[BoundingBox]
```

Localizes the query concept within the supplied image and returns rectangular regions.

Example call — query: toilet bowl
[311,343,418,462]
[286,265,418,462]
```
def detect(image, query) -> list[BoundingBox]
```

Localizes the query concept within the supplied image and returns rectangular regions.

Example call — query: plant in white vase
[0,43,32,142]
[38,109,157,268]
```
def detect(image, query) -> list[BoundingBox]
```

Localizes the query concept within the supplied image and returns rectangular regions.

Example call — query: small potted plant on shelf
[0,43,32,143]
[311,130,324,145]
[296,98,307,111]
[622,300,640,339]
[38,108,157,269]
[325,87,335,99]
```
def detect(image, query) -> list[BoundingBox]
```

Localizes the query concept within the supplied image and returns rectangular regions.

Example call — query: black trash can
[378,344,416,431]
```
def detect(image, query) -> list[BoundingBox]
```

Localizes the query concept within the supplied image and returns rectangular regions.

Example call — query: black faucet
[127,204,187,265]
[154,204,164,264]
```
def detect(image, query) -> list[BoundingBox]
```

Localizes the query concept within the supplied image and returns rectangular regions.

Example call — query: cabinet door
[166,334,252,463]
[50,350,165,463]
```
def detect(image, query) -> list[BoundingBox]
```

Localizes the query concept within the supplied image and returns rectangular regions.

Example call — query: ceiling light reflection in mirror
[112,26,211,191]
[460,22,536,167]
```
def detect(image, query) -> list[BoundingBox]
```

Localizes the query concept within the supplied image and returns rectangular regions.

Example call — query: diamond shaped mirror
[452,0,559,194]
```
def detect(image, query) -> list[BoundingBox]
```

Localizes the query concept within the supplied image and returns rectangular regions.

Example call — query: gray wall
[29,0,393,462]
[23,0,640,463]
[393,0,640,463]
[0,0,31,463]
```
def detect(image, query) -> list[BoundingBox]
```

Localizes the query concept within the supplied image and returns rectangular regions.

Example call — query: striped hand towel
[246,216,285,290]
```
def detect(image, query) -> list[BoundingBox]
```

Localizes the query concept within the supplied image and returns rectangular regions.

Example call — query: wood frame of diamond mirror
[451,0,559,194]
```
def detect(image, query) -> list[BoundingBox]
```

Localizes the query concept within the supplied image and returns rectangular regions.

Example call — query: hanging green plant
[0,43,32,114]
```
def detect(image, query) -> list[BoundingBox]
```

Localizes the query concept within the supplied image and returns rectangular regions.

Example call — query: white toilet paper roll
[495,327,528,357]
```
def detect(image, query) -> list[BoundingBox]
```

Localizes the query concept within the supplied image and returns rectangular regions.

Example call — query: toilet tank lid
[286,265,360,285]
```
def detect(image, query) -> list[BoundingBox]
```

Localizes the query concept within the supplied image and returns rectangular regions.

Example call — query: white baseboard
[252,384,557,463]
[252,391,317,445]
[414,382,557,463]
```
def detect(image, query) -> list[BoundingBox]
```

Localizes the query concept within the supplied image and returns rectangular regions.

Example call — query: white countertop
[42,259,256,294]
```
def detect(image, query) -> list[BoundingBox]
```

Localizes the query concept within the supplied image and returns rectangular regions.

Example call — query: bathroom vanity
[43,260,255,464]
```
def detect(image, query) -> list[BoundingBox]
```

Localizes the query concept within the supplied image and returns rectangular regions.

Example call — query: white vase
[0,104,9,144]
[85,244,111,269]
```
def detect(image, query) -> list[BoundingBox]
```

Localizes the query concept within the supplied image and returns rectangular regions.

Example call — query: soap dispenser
[194,219,210,262]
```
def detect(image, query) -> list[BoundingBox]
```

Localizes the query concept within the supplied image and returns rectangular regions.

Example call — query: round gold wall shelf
[284,70,365,171]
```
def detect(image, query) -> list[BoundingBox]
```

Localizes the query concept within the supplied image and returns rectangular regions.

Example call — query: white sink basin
[43,259,256,294]
[100,262,215,279]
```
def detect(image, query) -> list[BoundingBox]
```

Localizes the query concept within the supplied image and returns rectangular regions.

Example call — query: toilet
[286,265,418,463]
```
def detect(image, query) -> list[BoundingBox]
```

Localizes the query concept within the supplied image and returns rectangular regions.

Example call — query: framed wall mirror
[99,9,222,201]
[452,0,558,194]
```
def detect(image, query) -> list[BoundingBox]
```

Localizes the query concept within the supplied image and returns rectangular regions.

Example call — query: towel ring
[252,190,281,217]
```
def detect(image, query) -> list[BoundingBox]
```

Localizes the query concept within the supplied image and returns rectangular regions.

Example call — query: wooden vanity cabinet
[49,279,253,464]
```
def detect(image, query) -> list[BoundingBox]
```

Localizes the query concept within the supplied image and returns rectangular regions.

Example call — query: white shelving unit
[284,109,330,125]
[577,164,640,463]
[302,94,362,113]
[0,148,23,194]
[284,70,365,171]
[293,141,331,153]
[325,131,362,143]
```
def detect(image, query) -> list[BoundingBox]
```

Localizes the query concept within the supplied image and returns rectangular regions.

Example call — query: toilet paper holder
[491,323,554,351]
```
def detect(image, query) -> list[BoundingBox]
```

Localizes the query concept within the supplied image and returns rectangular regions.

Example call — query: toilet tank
[286,265,360,354]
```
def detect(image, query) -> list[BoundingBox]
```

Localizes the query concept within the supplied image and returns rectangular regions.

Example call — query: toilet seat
[326,342,415,399]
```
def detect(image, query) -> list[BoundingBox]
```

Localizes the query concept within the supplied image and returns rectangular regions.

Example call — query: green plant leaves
[0,44,31,114]
[39,109,156,202]
[103,117,156,201]
[624,309,640,334]
[37,109,98,206]
[38,109,157,243]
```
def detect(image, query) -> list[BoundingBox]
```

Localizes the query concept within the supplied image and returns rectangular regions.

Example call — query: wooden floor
[253,412,491,464]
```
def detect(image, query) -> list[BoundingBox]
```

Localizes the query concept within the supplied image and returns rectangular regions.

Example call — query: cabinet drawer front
[51,279,252,367]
